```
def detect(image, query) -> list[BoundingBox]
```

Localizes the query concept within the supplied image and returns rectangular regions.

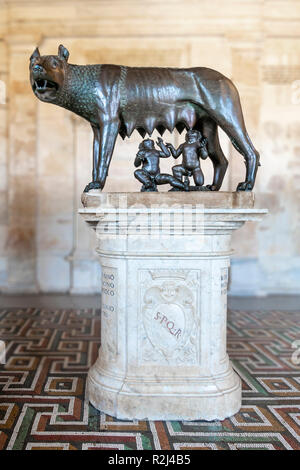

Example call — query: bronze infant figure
[29,44,260,192]
[134,137,186,192]
[167,129,209,190]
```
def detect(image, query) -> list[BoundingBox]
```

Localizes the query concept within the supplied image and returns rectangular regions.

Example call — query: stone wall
[0,0,299,295]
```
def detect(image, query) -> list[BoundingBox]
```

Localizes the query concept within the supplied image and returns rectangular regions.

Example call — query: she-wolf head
[29,44,69,102]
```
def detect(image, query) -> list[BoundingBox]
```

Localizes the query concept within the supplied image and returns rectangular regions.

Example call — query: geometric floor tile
[0,308,300,450]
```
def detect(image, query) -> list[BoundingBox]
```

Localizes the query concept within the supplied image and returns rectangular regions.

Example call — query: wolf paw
[206,184,218,191]
[83,181,103,193]
[236,181,253,191]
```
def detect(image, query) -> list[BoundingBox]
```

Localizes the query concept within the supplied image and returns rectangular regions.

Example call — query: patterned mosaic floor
[0,307,299,450]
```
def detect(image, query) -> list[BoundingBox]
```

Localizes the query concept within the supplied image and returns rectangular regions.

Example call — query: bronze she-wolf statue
[29,44,260,192]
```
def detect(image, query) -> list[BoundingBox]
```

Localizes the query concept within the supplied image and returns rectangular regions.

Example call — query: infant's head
[186,130,202,143]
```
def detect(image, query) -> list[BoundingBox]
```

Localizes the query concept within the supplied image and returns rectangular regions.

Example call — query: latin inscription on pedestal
[138,269,200,365]
[101,266,117,362]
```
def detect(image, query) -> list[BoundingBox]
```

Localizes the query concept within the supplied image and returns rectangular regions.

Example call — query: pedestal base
[80,192,266,421]
[88,362,241,421]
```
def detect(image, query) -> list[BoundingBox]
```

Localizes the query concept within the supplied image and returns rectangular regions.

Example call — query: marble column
[80,191,267,421]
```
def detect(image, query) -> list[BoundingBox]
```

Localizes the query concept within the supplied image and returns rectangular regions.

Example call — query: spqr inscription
[154,311,182,339]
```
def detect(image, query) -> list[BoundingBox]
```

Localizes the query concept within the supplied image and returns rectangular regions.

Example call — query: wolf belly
[119,67,211,139]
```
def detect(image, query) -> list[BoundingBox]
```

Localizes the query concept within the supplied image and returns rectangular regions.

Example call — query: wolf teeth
[35,79,48,89]
[35,79,58,91]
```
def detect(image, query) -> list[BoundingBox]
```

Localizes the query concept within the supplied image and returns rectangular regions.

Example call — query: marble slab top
[81,191,255,209]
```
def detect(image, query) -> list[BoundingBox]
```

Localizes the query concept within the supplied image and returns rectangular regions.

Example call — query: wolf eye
[52,59,58,68]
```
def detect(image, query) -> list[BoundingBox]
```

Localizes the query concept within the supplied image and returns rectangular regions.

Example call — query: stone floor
[0,305,299,450]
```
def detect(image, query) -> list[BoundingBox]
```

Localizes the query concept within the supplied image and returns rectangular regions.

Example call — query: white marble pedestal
[79,191,267,421]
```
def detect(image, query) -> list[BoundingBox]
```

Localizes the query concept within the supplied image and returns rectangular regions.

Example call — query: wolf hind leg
[204,106,259,191]
[227,128,260,191]
[202,118,228,191]
[194,76,260,191]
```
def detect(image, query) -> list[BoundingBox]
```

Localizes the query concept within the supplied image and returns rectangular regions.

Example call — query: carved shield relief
[139,269,200,365]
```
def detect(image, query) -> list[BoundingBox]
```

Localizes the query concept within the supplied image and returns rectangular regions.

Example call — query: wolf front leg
[84,125,102,192]
[84,120,120,192]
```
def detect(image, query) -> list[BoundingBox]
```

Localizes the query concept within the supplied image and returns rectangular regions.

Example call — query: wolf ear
[30,47,40,61]
[58,44,69,62]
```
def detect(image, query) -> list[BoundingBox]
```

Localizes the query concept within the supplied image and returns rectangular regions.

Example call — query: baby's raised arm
[200,138,209,160]
[167,143,183,159]
[156,137,171,158]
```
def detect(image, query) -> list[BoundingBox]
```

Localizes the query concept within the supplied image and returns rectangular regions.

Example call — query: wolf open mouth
[33,79,58,93]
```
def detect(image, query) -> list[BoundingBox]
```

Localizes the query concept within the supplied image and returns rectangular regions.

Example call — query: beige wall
[0,0,300,295]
